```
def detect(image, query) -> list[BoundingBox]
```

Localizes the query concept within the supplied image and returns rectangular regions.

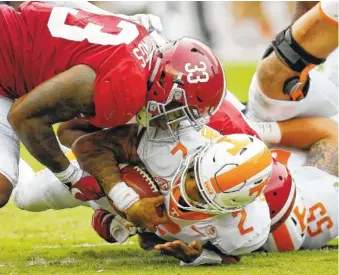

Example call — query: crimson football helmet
[263,192,307,252]
[264,159,296,232]
[145,37,226,141]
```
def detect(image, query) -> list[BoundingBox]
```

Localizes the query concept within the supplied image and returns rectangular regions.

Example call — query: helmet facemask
[146,72,210,143]
[170,147,215,214]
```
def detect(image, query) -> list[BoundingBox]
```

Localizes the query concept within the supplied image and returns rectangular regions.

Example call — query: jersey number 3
[48,7,139,45]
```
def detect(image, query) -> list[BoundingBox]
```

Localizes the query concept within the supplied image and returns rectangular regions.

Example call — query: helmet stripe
[209,146,273,193]
[271,223,296,251]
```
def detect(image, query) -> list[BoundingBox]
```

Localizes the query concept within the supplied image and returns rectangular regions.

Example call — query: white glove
[110,215,137,244]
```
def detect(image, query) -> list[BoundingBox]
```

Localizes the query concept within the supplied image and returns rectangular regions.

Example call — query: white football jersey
[137,125,271,255]
[265,147,338,251]
[137,124,220,193]
[294,166,338,249]
[246,70,338,122]
[156,193,270,255]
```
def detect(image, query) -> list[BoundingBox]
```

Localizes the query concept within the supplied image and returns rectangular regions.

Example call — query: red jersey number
[47,7,139,45]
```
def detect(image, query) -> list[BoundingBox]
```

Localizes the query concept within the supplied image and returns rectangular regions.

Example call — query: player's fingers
[125,221,137,228]
[154,212,170,225]
[152,195,165,206]
[144,222,156,233]
[140,15,150,31]
[149,14,163,32]
[168,241,184,251]
[172,240,186,247]
[159,245,177,255]
[190,240,202,251]
[154,244,166,250]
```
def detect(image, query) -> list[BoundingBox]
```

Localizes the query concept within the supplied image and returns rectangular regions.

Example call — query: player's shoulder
[17,1,53,15]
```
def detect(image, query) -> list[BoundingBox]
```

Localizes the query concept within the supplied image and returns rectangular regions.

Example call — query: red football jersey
[0,2,154,128]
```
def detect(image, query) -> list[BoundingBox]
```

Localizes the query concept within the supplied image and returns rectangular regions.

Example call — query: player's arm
[257,2,338,101]
[252,117,338,176]
[72,125,169,231]
[72,124,141,187]
[8,65,96,173]
[277,118,338,177]
[57,119,102,149]
[291,1,319,23]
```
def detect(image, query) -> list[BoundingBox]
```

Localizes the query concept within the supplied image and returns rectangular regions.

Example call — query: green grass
[1,64,337,274]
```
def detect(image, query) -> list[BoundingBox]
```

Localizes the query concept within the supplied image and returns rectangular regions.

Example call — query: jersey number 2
[232,209,254,235]
[48,7,139,45]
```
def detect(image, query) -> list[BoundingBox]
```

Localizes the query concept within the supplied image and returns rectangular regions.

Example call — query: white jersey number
[48,7,139,45]
[185,62,209,84]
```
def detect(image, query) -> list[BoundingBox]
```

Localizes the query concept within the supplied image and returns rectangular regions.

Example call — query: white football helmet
[263,192,307,252]
[170,134,273,214]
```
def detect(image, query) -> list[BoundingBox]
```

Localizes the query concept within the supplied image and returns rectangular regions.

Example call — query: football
[114,165,164,218]
[121,165,161,198]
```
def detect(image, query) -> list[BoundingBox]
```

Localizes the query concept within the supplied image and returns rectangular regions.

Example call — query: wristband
[108,182,140,212]
[250,121,282,144]
[54,163,83,185]
[180,249,222,266]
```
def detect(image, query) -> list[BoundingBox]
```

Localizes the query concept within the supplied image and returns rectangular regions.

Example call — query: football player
[13,98,256,212]
[0,1,226,231]
[74,126,272,265]
[61,96,272,265]
[257,116,338,251]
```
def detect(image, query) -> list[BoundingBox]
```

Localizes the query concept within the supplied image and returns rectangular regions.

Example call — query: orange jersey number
[307,202,334,237]
[171,143,188,157]
[232,209,254,235]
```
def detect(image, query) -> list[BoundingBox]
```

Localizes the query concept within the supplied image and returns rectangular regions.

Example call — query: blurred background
[3,1,295,62]
[92,1,295,62]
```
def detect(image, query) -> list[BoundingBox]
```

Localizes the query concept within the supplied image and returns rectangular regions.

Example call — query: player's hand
[69,171,105,201]
[92,209,117,243]
[154,240,203,263]
[125,196,169,232]
[124,14,163,32]
[92,209,137,244]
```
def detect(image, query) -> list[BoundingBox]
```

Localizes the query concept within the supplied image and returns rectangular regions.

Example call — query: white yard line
[35,240,136,249]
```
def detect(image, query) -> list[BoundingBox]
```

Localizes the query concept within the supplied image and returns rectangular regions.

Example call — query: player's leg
[247,68,338,122]
[13,164,85,211]
[0,96,20,208]
[17,158,35,186]
[246,2,338,122]
[257,1,338,101]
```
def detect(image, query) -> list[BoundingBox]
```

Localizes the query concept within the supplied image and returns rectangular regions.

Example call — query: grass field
[0,64,337,274]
